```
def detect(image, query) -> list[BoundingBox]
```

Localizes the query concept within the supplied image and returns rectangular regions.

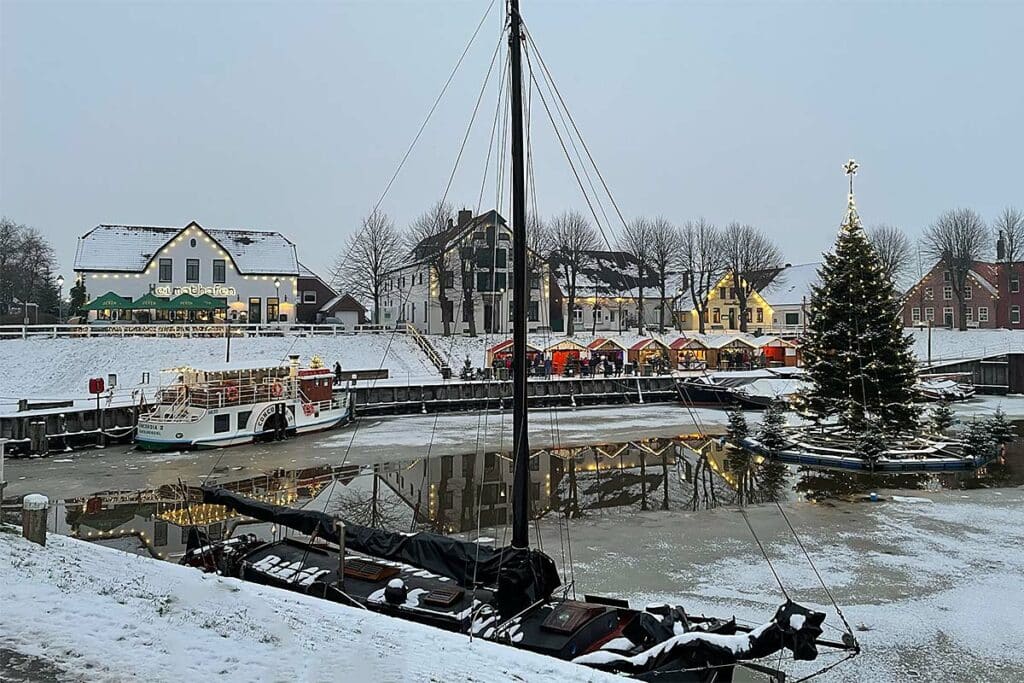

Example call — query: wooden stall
[756,336,799,367]
[703,335,760,369]
[669,336,709,370]
[485,339,542,369]
[628,338,672,374]
[546,339,590,376]
[587,338,627,365]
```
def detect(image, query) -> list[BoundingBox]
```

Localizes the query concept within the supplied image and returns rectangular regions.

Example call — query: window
[964,285,972,300]
[212,259,226,283]
[443,271,455,289]
[943,286,952,300]
[159,258,172,282]
[477,272,492,291]
[756,308,764,323]
[472,231,485,241]
[712,307,721,324]
[978,307,989,322]
[785,312,799,325]
[214,414,230,433]
[943,271,951,282]
[494,248,507,268]
[1013,306,1021,324]
[494,272,507,291]
[529,274,540,290]
[912,307,921,322]
[302,291,317,304]
[186,258,200,283]
[528,300,539,322]
[190,238,197,248]
[573,305,584,323]
[719,287,727,299]
[744,308,752,322]
[498,232,511,241]
[238,411,251,429]
[267,297,279,322]
[943,307,954,326]
[925,307,935,321]
[1012,277,1020,293]
[965,307,974,322]
[925,286,933,300]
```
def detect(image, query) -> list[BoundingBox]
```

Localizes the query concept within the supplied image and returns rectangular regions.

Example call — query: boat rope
[789,650,860,682]
[738,506,790,601]
[773,501,856,636]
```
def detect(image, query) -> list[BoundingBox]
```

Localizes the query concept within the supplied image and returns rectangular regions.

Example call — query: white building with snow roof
[755,262,821,332]
[73,221,301,324]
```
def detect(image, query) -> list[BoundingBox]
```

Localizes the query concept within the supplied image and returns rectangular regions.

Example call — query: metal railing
[0,323,392,340]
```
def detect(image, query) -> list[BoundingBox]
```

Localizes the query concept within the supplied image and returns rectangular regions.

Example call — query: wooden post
[22,494,48,546]
[335,517,345,586]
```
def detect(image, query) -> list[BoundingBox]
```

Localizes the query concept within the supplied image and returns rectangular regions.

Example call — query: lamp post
[56,274,65,324]
[592,297,599,335]
[274,278,281,324]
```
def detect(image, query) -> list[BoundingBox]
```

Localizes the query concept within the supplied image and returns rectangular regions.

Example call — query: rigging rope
[738,506,790,601]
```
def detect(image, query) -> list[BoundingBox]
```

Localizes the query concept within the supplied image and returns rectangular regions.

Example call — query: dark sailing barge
[178,1,859,679]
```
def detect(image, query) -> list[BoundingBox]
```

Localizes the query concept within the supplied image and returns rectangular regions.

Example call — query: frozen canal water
[3,404,1023,681]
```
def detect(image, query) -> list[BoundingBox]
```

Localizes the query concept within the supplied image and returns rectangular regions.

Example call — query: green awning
[131,293,172,310]
[193,294,228,310]
[82,292,133,310]
[169,293,203,309]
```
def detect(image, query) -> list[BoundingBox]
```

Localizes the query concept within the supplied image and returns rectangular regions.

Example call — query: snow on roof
[698,334,759,349]
[757,263,821,306]
[75,222,299,275]
[550,250,662,298]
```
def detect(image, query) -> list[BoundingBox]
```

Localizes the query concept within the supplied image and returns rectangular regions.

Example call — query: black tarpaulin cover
[201,486,560,611]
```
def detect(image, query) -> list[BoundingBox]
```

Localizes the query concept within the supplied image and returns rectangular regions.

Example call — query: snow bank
[0,335,440,404]
[0,528,616,682]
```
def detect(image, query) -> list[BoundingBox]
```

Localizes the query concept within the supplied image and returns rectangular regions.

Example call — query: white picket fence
[0,323,392,340]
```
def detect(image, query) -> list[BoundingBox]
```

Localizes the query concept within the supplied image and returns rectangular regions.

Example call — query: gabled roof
[588,337,627,351]
[319,293,366,314]
[545,339,588,352]
[74,222,299,275]
[406,209,507,265]
[549,249,662,297]
[298,261,339,298]
[629,338,670,352]
[669,336,707,350]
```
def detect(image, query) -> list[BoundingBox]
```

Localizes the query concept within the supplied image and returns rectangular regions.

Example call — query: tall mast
[508,0,530,549]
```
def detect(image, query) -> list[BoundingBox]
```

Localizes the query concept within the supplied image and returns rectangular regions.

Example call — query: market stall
[669,336,709,370]
[545,339,590,376]
[485,339,542,369]
[755,336,799,367]
[628,338,672,374]
[702,335,760,369]
[587,338,627,366]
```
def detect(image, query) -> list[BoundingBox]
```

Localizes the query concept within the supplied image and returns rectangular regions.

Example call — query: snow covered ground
[908,327,1024,363]
[0,528,617,683]
[0,335,440,407]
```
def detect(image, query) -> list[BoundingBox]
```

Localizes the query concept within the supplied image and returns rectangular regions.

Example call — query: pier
[1,375,682,456]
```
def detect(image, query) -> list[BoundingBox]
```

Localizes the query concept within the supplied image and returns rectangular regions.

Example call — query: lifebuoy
[271,381,284,398]
[226,385,239,402]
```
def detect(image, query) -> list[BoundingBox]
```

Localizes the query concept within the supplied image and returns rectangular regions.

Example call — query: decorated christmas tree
[800,160,919,431]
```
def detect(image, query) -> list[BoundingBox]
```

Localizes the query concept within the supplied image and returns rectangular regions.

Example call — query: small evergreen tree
[930,400,956,435]
[986,406,1017,446]
[757,400,789,455]
[68,279,87,318]
[726,406,749,445]
[800,165,919,431]
[960,419,997,461]
[856,420,888,462]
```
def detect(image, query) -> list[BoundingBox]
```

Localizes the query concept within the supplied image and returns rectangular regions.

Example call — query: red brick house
[900,260,1024,329]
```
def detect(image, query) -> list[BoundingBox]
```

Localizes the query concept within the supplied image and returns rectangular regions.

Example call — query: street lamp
[56,274,65,324]
[274,278,281,323]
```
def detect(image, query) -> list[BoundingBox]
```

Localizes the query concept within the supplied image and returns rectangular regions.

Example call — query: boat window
[238,411,251,429]
[214,414,230,433]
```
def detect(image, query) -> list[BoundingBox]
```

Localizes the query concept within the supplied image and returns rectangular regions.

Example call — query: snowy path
[0,529,617,683]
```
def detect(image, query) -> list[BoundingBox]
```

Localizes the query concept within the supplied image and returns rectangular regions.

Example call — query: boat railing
[150,378,299,412]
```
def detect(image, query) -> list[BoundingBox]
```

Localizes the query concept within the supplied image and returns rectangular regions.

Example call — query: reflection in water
[52,425,1024,561]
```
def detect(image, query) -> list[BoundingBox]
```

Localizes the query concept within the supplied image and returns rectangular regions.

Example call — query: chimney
[997,231,1006,261]
[458,209,473,228]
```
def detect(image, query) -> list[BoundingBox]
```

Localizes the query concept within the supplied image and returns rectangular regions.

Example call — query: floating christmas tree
[799,160,920,432]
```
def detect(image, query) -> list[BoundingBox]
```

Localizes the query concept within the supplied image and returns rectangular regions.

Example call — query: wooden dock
[1,375,682,456]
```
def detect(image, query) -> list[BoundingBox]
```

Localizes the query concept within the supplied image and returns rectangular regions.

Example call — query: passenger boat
[136,354,350,450]
[174,2,860,679]
[676,369,806,409]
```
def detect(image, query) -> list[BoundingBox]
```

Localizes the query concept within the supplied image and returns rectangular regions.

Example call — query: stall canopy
[485,339,542,367]
[587,337,627,363]
[545,339,589,375]
[130,293,171,310]
[628,338,671,364]
[669,336,709,367]
[82,292,133,310]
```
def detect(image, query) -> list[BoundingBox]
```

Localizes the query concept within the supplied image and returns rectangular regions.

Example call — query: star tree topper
[841,158,862,231]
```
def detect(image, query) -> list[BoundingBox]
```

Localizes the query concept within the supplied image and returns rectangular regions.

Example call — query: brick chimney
[457,209,473,228]
[997,231,1006,261]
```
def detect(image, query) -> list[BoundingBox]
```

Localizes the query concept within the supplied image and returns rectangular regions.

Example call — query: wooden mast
[508,0,530,549]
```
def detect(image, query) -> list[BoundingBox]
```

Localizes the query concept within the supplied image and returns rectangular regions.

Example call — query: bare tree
[408,200,457,336]
[721,222,782,332]
[679,218,725,334]
[332,208,403,325]
[620,217,655,334]
[648,217,681,331]
[525,213,551,329]
[549,210,598,336]
[994,207,1024,302]
[922,208,989,331]
[867,223,912,287]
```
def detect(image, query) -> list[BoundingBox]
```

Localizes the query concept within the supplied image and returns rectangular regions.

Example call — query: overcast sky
[2,0,1022,282]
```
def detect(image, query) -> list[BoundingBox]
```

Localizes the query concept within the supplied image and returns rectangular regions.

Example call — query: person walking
[333,361,343,385]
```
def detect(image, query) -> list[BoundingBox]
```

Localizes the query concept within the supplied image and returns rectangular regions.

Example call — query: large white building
[381,209,552,334]
[74,221,301,323]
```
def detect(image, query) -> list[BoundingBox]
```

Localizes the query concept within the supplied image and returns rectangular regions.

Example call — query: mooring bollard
[22,493,49,546]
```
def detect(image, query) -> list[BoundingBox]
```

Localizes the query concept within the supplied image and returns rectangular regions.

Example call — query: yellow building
[682,271,774,332]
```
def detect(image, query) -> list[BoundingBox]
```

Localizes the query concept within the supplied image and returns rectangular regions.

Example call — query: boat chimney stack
[289,354,300,379]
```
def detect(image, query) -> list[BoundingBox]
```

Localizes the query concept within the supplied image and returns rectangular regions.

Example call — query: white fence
[0,323,392,340]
